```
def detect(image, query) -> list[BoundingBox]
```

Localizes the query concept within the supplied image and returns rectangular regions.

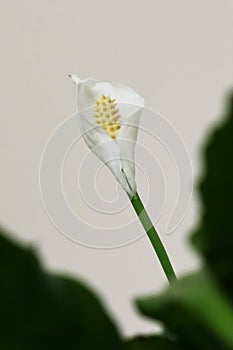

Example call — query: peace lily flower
[69,75,176,284]
[69,75,144,197]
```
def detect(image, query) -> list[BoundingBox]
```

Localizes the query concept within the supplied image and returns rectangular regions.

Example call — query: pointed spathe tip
[68,74,81,86]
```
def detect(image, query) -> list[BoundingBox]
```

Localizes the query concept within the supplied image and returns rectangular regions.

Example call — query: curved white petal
[71,75,145,196]
[117,108,143,196]
[79,115,133,195]
[70,75,144,116]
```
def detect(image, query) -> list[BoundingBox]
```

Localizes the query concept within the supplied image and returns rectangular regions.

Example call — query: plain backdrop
[1,0,233,337]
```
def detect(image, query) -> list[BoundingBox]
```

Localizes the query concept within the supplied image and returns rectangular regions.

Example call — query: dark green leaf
[0,227,124,350]
[192,92,233,298]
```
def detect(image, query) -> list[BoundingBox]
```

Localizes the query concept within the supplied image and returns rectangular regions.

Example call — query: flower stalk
[130,192,177,284]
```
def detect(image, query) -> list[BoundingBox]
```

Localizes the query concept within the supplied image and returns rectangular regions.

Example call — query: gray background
[0,0,233,337]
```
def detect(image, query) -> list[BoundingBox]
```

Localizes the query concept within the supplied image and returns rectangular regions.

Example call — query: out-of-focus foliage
[192,93,233,298]
[136,271,233,349]
[0,228,124,350]
[133,93,233,349]
[126,335,182,349]
[0,93,233,349]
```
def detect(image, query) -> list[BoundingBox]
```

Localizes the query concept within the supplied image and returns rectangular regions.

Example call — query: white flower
[70,75,144,198]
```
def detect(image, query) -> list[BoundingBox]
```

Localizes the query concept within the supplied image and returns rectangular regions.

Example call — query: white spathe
[70,75,144,197]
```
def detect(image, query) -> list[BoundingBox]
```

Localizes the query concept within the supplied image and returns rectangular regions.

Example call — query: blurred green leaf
[192,93,233,297]
[0,227,124,350]
[136,271,233,350]
[126,335,182,349]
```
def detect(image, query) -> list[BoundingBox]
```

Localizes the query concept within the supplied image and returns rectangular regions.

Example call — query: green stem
[130,192,177,284]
